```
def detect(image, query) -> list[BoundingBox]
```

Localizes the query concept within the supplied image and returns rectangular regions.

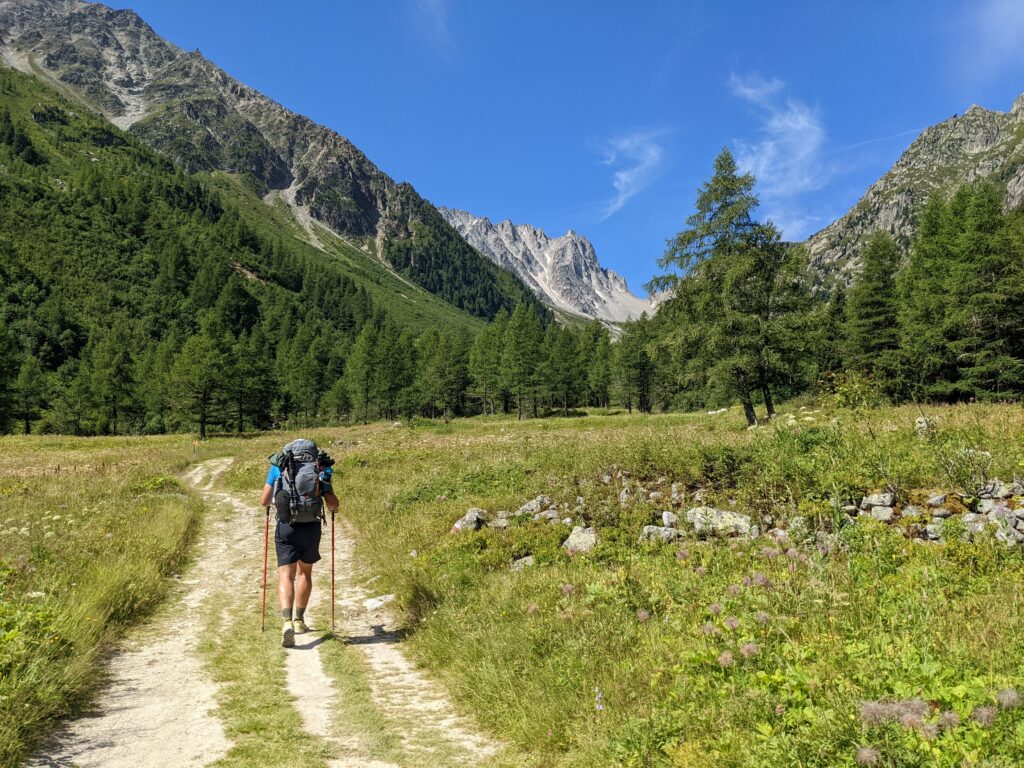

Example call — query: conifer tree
[844,231,901,387]
[168,333,227,438]
[13,355,47,434]
[501,304,543,419]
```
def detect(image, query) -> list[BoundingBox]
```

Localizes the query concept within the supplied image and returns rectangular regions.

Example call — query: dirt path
[29,457,501,768]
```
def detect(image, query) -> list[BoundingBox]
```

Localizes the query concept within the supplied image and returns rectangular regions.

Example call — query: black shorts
[275,520,322,566]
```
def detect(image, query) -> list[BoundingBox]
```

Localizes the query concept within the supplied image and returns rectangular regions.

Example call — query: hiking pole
[331,508,336,631]
[261,506,270,632]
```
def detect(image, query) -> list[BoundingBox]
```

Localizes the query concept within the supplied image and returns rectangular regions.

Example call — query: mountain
[0,0,542,321]
[806,95,1024,284]
[439,208,653,323]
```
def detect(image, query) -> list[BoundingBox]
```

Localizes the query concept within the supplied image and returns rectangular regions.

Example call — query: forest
[3,64,1024,437]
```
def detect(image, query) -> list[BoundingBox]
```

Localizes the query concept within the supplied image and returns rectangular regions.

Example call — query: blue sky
[109,0,1024,296]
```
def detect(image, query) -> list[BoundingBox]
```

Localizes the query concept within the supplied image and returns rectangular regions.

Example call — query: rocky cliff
[439,208,654,323]
[806,96,1024,284]
[0,0,538,319]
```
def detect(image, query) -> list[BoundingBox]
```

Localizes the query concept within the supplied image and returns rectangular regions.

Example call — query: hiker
[260,438,338,648]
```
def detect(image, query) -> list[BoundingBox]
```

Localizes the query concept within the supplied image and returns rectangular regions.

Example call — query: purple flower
[676,548,689,561]
[786,547,801,560]
[860,701,893,726]
[700,622,719,636]
[741,575,753,586]
[937,710,960,729]
[727,584,741,596]
[694,565,707,576]
[708,602,723,615]
[724,616,740,630]
[971,705,998,726]
[717,651,734,668]
[561,583,575,595]
[740,642,759,658]
[635,609,650,623]
[997,688,1021,710]
[898,712,922,729]
[755,611,771,624]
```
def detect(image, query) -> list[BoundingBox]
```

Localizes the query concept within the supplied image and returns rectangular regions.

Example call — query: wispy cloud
[412,0,454,55]
[730,73,830,239]
[599,130,667,219]
[967,0,1024,76]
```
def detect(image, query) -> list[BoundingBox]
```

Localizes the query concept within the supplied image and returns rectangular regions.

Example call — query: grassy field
[4,403,1024,766]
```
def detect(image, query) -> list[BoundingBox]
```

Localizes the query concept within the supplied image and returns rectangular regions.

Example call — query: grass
[4,403,1024,766]
[0,434,210,765]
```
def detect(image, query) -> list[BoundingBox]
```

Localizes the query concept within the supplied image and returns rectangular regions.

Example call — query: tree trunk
[760,382,775,419]
[517,393,523,421]
[736,370,757,426]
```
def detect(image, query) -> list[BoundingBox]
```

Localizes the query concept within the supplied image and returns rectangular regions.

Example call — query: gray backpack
[270,439,323,525]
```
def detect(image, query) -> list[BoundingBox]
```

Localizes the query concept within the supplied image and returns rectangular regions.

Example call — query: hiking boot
[292,618,308,634]
[281,620,295,648]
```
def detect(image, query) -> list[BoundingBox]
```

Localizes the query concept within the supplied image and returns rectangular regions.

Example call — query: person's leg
[278,562,297,618]
[294,560,313,620]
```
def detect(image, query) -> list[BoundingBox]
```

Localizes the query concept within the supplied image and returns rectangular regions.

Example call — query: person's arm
[323,491,339,514]
[260,483,274,507]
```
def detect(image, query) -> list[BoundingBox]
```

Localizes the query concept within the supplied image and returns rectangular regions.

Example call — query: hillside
[806,95,1024,284]
[439,207,654,323]
[0,0,542,320]
[0,64,482,434]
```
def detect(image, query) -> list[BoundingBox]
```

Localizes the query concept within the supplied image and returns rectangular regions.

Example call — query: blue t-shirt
[266,464,333,494]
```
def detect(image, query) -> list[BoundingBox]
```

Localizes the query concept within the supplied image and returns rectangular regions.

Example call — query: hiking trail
[28,457,502,768]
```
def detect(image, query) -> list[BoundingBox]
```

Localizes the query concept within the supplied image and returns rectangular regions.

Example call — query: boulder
[516,495,553,517]
[562,526,598,555]
[638,525,679,544]
[452,509,486,533]
[662,510,679,527]
[618,487,632,506]
[986,505,1013,523]
[488,518,510,531]
[977,498,999,514]
[932,507,952,518]
[649,491,664,503]
[926,493,948,507]
[903,505,924,518]
[869,506,895,523]
[861,491,895,509]
[962,513,986,535]
[685,506,753,538]
[924,522,944,540]
[511,555,535,571]
[532,508,560,524]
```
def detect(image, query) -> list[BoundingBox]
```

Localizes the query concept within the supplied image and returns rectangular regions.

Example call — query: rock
[977,499,999,514]
[962,513,986,535]
[562,526,598,555]
[602,473,613,485]
[924,522,944,540]
[787,516,810,543]
[915,416,935,437]
[649,491,664,503]
[516,495,553,517]
[692,488,706,503]
[662,510,679,527]
[532,509,559,524]
[987,505,1013,522]
[861,491,896,509]
[452,509,486,533]
[494,510,511,520]
[903,505,924,518]
[488,518,510,531]
[670,482,683,499]
[638,525,679,544]
[869,506,895,523]
[926,493,947,507]
[511,555,535,571]
[767,528,789,544]
[685,506,753,538]
[995,523,1024,547]
[841,505,858,515]
[618,487,632,506]
[1015,508,1024,521]
[932,507,952,518]
[1009,482,1024,496]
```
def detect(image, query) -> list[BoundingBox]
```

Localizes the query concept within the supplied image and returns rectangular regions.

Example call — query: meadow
[3,402,1024,766]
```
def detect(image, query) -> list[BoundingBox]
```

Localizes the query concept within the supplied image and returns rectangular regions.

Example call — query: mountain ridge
[439,207,653,323]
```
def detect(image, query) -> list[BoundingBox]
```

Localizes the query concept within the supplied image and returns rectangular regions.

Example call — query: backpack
[269,438,323,525]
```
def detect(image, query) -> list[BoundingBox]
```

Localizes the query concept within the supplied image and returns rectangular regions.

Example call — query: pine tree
[345,323,378,423]
[614,317,655,413]
[845,231,901,388]
[501,304,543,419]
[13,355,47,434]
[469,316,505,415]
[587,329,613,409]
[168,333,227,438]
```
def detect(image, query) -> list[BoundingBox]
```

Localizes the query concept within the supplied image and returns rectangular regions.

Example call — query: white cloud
[969,0,1024,75]
[730,73,829,239]
[412,0,454,54]
[599,131,666,219]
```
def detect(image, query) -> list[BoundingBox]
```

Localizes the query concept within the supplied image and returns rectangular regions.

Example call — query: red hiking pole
[261,506,270,631]
[331,509,336,631]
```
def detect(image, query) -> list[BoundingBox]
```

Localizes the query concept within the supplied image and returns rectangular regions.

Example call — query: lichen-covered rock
[868,506,896,523]
[662,510,679,527]
[903,505,924,518]
[926,493,948,507]
[511,555,535,571]
[562,526,598,555]
[532,508,559,524]
[516,495,553,517]
[861,492,896,509]
[488,518,510,531]
[638,525,679,544]
[932,506,952,518]
[685,507,753,538]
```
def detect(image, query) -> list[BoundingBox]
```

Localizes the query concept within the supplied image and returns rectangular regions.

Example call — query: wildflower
[785,547,800,560]
[727,584,741,596]
[694,565,707,576]
[676,549,689,561]
[755,611,771,624]
[561,583,575,596]
[752,572,773,589]
[774,704,784,715]
[937,710,959,729]
[898,712,922,729]
[700,622,718,636]
[787,562,799,574]
[921,724,939,741]
[854,746,880,766]
[594,687,604,712]
[740,642,759,658]
[741,575,753,586]
[971,705,998,726]
[708,603,723,615]
[717,651,734,668]
[860,701,892,726]
[724,616,740,630]
[900,699,930,718]
[997,688,1021,710]
[527,603,539,615]
[760,547,780,559]
[635,609,650,623]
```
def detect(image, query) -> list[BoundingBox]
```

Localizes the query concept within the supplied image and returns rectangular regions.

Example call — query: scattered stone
[494,510,511,520]
[766,528,789,544]
[932,507,952,518]
[987,505,1013,522]
[902,505,924,518]
[618,487,632,506]
[649,491,664,503]
[1009,482,1024,496]
[602,473,613,485]
[638,525,680,544]
[562,526,598,555]
[861,491,896,509]
[685,506,753,538]
[452,508,485,533]
[488,518,510,531]
[532,508,559,524]
[962,513,986,535]
[914,416,936,438]
[511,555,535,571]
[516,495,553,517]
[692,488,706,503]
[864,506,895,523]
[662,510,679,527]
[977,498,999,514]
[926,493,947,507]
[924,522,944,540]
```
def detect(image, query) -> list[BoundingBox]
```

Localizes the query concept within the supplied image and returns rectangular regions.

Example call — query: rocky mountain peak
[439,207,654,323]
